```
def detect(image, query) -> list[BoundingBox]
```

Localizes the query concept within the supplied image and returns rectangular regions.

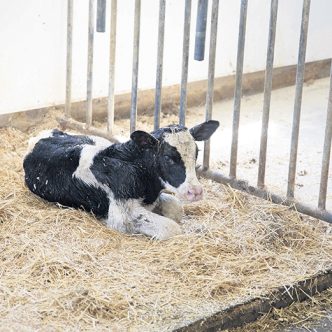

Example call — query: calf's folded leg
[153,192,184,223]
[106,199,182,240]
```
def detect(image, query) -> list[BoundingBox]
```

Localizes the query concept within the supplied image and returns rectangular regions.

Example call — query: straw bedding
[0,111,332,331]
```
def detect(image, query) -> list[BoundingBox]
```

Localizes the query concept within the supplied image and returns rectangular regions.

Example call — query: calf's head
[131,120,219,202]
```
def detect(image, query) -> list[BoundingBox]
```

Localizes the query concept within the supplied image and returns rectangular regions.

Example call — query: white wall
[1,0,332,115]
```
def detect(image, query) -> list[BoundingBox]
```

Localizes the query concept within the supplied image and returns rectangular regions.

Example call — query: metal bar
[287,0,311,198]
[198,167,332,224]
[96,0,106,32]
[86,0,95,128]
[65,0,73,119]
[229,0,248,178]
[57,117,119,143]
[130,0,141,134]
[257,0,279,188]
[154,0,166,131]
[318,64,332,210]
[194,0,208,61]
[179,0,192,126]
[203,0,219,170]
[107,0,117,134]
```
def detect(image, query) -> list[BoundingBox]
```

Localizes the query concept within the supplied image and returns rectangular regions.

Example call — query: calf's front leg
[106,199,182,240]
[130,209,182,240]
[153,192,184,223]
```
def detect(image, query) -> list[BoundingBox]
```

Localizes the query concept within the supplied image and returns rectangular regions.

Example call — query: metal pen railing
[130,0,141,134]
[202,0,219,170]
[86,0,95,128]
[318,64,332,210]
[64,0,73,119]
[107,0,117,135]
[154,0,166,131]
[287,0,311,199]
[229,0,248,179]
[257,0,279,189]
[179,0,192,126]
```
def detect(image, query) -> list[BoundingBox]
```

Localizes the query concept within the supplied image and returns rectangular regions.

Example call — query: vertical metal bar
[318,64,332,210]
[86,0,95,128]
[194,0,208,61]
[65,0,73,119]
[154,0,166,131]
[203,0,219,170]
[287,0,311,198]
[96,0,106,32]
[107,0,117,134]
[179,0,192,126]
[229,0,248,178]
[257,0,279,188]
[130,0,141,134]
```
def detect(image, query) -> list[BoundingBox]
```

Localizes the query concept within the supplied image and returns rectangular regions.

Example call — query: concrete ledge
[175,269,332,331]
[1,59,330,130]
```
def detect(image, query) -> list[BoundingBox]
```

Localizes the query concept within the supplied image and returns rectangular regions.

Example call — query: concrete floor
[193,77,331,211]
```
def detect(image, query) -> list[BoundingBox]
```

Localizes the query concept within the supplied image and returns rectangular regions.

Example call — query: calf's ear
[131,130,158,149]
[189,120,219,141]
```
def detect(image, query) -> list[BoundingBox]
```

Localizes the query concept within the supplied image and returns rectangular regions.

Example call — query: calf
[23,120,219,240]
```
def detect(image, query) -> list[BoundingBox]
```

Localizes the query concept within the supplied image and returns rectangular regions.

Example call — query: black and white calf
[23,121,219,240]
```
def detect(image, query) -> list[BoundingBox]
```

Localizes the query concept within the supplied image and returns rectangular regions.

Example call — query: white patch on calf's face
[163,130,202,201]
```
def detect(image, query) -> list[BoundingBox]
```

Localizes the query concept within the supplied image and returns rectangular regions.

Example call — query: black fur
[23,131,110,218]
[91,140,163,204]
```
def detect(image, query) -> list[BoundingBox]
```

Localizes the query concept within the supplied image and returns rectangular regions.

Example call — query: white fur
[133,211,182,240]
[105,198,182,240]
[26,129,54,154]
[73,136,112,188]
[106,199,129,233]
[154,192,183,223]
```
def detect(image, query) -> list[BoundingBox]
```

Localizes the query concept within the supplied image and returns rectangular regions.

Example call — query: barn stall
[1,0,332,330]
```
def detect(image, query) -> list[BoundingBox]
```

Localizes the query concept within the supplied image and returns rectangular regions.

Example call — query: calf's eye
[164,155,175,165]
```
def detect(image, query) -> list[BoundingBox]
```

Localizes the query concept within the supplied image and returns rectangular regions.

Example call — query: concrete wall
[1,0,332,115]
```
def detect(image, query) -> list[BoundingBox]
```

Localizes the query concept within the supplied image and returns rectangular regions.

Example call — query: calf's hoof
[154,221,182,240]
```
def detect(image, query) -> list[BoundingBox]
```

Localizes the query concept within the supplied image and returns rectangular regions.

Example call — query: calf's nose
[186,185,203,201]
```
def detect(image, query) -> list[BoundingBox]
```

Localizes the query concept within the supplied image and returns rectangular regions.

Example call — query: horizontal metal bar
[107,0,117,135]
[65,0,73,119]
[154,0,166,131]
[203,0,219,170]
[130,0,141,134]
[318,62,332,210]
[179,0,192,126]
[86,0,95,128]
[96,0,106,32]
[194,0,208,61]
[229,0,248,179]
[287,0,311,198]
[258,0,279,188]
[198,168,332,224]
[57,117,119,143]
